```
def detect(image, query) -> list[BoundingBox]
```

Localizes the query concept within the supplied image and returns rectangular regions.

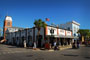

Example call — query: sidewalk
[59,45,72,50]
[33,44,85,51]
[80,44,85,47]
[48,45,72,51]
[33,45,72,51]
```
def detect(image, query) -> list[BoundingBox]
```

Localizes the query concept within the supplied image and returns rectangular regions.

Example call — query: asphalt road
[0,44,90,60]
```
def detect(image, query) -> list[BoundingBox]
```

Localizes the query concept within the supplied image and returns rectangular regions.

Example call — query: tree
[78,29,90,37]
[34,19,47,48]
[78,29,90,43]
[34,19,47,36]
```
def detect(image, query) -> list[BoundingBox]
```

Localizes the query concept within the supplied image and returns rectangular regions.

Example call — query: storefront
[5,25,74,48]
[45,26,73,49]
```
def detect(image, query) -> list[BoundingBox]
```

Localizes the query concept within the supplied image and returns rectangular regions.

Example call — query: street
[0,44,90,60]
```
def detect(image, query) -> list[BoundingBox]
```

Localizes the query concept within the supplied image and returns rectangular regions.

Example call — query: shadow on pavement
[35,58,44,60]
[62,54,79,57]
[84,57,90,59]
[65,48,80,51]
[26,55,33,57]
[8,46,23,48]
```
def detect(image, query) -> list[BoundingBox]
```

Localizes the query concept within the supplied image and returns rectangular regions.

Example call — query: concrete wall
[16,31,20,45]
[72,23,79,36]
[27,28,33,46]
[11,32,15,44]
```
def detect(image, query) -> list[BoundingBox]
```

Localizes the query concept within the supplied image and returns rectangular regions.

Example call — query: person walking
[33,42,37,50]
[24,40,26,48]
[77,40,80,49]
[56,42,60,50]
[54,41,57,50]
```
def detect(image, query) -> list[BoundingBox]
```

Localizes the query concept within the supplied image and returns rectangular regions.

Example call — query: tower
[3,16,12,40]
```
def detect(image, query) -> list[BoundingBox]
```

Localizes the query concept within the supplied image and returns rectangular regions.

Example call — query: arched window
[7,21,10,26]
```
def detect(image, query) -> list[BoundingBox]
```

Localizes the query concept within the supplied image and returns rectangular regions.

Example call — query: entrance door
[50,37,54,47]
[37,35,42,48]
[61,38,63,46]
[21,36,24,47]
[67,38,70,45]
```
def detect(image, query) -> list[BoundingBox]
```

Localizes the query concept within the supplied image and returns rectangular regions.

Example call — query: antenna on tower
[6,8,8,16]
[6,11,8,16]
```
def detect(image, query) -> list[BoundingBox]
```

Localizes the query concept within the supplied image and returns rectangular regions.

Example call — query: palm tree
[34,19,47,48]
[34,19,47,36]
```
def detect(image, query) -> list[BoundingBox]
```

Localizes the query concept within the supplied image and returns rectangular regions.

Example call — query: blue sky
[0,0,90,29]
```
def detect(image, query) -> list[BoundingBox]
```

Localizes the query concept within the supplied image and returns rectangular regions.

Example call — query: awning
[54,35,74,38]
[46,35,74,38]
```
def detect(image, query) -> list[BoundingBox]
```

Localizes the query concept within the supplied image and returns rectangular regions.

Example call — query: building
[3,16,12,40]
[4,16,81,48]
[5,25,73,48]
[2,16,24,43]
[60,21,80,38]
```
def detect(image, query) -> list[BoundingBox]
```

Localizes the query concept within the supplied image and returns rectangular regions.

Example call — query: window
[7,21,10,26]
[74,26,76,33]
[67,27,70,30]
[77,28,79,31]
[50,29,54,34]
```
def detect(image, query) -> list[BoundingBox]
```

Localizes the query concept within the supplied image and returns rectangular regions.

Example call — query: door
[37,35,42,48]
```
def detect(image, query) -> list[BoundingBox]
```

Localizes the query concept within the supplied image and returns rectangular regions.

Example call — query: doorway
[37,35,42,48]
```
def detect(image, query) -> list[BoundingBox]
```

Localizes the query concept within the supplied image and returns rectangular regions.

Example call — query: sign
[66,31,72,36]
[58,29,65,36]
[46,26,57,35]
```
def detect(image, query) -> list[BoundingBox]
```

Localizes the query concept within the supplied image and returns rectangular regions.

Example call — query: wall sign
[58,29,65,36]
[66,31,72,36]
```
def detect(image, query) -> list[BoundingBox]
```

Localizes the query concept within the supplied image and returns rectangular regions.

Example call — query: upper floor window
[50,29,54,34]
[67,27,70,30]
[7,21,10,26]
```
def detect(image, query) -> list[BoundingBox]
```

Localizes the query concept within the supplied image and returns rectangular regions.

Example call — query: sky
[0,0,90,29]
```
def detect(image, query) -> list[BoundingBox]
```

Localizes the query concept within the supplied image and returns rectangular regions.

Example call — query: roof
[5,16,12,21]
[5,27,24,33]
[47,25,72,31]
[60,20,80,26]
[11,27,24,29]
[72,21,80,26]
[67,20,80,26]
